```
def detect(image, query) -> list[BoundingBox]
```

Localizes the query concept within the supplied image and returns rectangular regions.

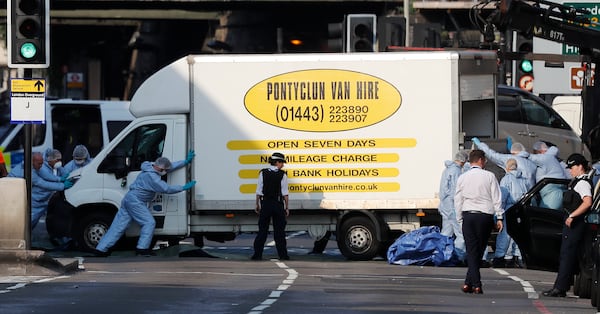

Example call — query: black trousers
[462,212,494,288]
[554,215,586,291]
[253,199,288,258]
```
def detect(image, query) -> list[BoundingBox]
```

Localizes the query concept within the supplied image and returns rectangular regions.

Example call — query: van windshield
[0,123,16,143]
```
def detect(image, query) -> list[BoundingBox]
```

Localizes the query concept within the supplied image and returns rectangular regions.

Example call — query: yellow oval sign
[244,69,402,132]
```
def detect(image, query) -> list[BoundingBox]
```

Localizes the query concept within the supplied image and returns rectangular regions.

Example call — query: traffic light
[378,16,406,51]
[327,21,345,52]
[515,34,533,91]
[346,14,376,52]
[7,0,50,68]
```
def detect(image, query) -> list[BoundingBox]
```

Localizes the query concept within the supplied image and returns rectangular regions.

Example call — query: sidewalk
[0,219,79,276]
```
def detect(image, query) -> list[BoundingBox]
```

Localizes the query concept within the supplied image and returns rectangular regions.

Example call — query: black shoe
[505,259,516,268]
[514,257,524,268]
[492,257,506,268]
[279,256,290,260]
[473,287,484,294]
[250,255,262,261]
[542,288,566,297]
[480,260,490,268]
[135,249,157,257]
[91,249,110,257]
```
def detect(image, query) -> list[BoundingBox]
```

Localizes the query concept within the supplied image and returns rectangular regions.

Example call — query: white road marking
[248,259,298,314]
[0,275,70,294]
[493,268,539,299]
[266,231,306,247]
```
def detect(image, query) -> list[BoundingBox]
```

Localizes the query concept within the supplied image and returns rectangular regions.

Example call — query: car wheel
[578,250,594,299]
[577,272,592,299]
[337,216,380,261]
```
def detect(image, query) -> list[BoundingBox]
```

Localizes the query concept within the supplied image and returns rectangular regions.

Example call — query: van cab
[497,85,590,160]
[0,99,134,169]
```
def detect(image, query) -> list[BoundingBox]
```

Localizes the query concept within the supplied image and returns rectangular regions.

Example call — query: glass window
[525,183,567,210]
[98,124,166,173]
[107,121,132,141]
[51,106,102,161]
[5,124,46,151]
[521,96,570,130]
[497,94,523,123]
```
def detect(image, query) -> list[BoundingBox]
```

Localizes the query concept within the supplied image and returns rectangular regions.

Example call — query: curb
[0,250,80,276]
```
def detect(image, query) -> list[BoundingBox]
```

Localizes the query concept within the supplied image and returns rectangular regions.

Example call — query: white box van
[55,51,501,259]
[551,95,582,136]
[0,99,134,170]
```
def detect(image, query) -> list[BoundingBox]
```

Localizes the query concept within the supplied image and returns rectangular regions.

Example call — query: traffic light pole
[24,68,32,250]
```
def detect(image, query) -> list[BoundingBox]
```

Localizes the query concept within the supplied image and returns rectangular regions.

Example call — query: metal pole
[24,68,32,250]
[404,0,410,46]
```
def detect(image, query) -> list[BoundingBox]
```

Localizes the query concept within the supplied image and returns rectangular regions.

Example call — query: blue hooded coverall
[476,141,537,190]
[495,169,528,259]
[528,146,568,209]
[438,160,466,260]
[8,162,66,229]
[96,160,186,252]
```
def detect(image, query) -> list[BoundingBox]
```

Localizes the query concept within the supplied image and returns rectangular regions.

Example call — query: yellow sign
[11,79,46,93]
[239,153,399,164]
[244,69,402,132]
[239,167,399,179]
[10,78,46,123]
[240,182,400,193]
[228,138,416,150]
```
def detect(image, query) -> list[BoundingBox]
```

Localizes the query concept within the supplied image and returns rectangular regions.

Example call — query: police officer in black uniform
[251,152,290,260]
[543,153,593,297]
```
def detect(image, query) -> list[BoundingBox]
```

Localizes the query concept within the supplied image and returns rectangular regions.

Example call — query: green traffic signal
[20,42,37,59]
[520,59,533,73]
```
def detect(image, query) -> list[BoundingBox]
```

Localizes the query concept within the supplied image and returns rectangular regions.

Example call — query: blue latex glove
[472,137,481,146]
[183,180,197,190]
[506,136,513,152]
[185,150,195,165]
[63,179,74,189]
[60,172,70,182]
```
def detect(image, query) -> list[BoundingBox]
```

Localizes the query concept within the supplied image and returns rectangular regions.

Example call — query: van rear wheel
[337,216,380,261]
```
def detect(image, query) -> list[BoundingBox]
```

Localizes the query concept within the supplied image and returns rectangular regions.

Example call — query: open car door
[505,178,570,270]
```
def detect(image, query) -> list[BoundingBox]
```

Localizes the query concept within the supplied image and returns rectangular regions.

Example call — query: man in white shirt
[455,149,503,294]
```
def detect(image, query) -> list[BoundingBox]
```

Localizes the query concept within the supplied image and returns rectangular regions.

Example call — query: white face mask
[75,159,85,166]
[158,170,167,176]
[53,161,62,169]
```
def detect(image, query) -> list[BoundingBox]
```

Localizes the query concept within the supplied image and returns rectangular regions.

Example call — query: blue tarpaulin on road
[387,226,457,266]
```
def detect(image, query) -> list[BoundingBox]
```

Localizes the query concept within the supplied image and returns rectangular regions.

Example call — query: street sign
[570,65,596,90]
[66,72,84,88]
[518,74,534,91]
[532,0,599,95]
[563,2,600,55]
[10,78,46,123]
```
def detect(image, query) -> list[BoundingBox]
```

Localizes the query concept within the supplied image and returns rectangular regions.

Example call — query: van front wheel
[74,212,114,252]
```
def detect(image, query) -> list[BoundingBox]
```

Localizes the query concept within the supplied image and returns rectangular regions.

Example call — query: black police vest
[261,169,285,202]
[563,177,592,214]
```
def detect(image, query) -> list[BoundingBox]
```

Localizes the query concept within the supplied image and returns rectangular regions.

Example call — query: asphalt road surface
[0,221,596,314]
